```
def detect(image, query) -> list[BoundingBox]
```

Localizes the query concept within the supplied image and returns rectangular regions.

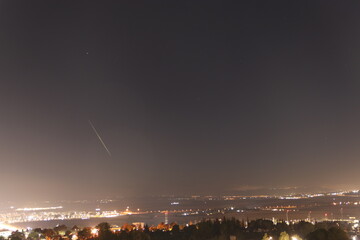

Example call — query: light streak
[89,120,112,157]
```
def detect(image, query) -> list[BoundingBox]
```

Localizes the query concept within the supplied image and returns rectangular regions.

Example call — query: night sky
[1,1,360,200]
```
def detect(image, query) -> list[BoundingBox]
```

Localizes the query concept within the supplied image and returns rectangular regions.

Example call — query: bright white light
[0,223,18,231]
[16,206,63,211]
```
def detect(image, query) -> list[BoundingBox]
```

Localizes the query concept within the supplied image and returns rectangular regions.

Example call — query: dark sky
[1,0,360,200]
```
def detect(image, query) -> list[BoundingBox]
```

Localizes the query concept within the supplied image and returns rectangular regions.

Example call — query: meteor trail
[88,120,112,157]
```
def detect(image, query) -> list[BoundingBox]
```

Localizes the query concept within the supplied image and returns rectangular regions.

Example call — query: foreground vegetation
[7,218,352,240]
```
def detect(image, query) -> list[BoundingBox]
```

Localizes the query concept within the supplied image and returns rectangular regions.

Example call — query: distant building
[0,229,12,238]
[164,211,169,224]
[132,222,145,230]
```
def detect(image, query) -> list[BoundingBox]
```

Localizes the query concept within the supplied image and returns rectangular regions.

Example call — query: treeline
[7,218,352,240]
[91,219,351,240]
